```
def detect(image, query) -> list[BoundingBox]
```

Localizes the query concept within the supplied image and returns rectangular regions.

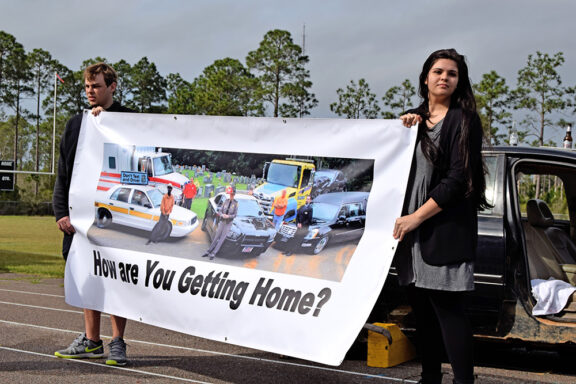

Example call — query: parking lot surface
[1,274,575,383]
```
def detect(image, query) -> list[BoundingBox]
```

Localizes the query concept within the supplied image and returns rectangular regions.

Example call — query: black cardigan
[407,107,483,265]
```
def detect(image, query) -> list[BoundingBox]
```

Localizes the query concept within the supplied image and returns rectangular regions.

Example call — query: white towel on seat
[531,278,576,316]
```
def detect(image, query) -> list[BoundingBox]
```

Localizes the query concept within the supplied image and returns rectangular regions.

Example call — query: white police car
[94,185,198,237]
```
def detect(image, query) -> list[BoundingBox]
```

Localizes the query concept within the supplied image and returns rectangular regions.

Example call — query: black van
[376,146,576,347]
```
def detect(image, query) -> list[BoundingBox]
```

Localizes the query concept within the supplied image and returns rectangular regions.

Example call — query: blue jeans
[273,214,285,231]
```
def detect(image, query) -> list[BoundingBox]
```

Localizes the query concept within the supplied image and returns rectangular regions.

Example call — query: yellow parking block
[367,323,416,368]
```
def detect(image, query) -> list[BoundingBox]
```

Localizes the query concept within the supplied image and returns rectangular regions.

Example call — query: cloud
[1,0,575,122]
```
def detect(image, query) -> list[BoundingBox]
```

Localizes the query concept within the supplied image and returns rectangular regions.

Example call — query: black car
[311,169,347,198]
[374,146,576,348]
[201,192,276,256]
[275,191,368,255]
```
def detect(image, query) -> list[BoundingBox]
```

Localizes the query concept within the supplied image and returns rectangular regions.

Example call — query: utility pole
[302,23,306,55]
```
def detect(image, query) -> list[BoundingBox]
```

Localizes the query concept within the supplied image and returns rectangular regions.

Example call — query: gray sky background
[2,0,576,143]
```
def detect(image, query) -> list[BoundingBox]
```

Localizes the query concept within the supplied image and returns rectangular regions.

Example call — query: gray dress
[395,120,474,291]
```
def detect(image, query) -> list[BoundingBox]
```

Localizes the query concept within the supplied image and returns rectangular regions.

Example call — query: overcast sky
[2,0,576,142]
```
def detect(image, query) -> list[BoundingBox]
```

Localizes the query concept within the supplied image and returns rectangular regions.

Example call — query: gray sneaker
[55,333,104,359]
[106,337,128,366]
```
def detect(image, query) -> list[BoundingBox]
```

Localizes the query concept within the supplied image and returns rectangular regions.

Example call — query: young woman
[393,49,489,384]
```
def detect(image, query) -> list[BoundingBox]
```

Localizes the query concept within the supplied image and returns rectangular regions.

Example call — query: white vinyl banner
[65,110,416,366]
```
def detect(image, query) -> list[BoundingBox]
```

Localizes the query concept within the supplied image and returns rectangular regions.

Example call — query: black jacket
[297,204,313,227]
[408,107,483,265]
[53,102,133,221]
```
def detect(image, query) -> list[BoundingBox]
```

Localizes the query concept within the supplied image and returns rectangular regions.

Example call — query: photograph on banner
[87,144,374,282]
[65,112,415,365]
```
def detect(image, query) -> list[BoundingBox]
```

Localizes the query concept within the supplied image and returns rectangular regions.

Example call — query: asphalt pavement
[87,222,354,282]
[1,273,575,384]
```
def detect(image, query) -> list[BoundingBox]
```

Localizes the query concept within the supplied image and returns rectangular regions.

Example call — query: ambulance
[98,143,189,204]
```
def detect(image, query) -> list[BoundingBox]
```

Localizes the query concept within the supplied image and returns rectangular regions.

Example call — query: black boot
[418,372,443,384]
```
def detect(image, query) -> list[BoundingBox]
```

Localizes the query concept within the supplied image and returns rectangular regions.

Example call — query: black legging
[408,286,474,384]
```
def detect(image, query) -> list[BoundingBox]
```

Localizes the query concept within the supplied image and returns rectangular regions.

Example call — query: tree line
[168,149,374,194]
[331,52,575,147]
[1,28,575,205]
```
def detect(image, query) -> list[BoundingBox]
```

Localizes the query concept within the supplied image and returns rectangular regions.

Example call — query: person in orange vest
[147,185,175,246]
[182,180,197,210]
[160,185,175,217]
[271,189,288,231]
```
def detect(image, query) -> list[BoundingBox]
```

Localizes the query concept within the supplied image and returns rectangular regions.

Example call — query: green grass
[0,216,65,278]
[181,169,250,219]
[0,173,250,279]
[191,198,208,219]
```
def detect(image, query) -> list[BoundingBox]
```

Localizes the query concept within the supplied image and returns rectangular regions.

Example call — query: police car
[94,184,198,237]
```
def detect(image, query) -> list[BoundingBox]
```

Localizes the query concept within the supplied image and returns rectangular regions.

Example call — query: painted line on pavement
[0,288,65,298]
[0,345,211,383]
[0,319,416,383]
[0,301,110,318]
[0,300,83,315]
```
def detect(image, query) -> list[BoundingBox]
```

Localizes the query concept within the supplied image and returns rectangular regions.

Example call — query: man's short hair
[84,62,118,87]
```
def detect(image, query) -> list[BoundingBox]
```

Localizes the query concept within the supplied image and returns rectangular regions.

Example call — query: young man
[53,63,134,366]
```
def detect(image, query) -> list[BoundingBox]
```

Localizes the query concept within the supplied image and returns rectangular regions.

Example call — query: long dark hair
[414,48,489,209]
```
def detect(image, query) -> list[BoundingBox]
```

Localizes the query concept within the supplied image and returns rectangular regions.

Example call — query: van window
[147,159,153,177]
[359,201,366,215]
[346,203,362,217]
[108,157,116,170]
[301,168,312,187]
[138,158,147,172]
[479,155,498,215]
